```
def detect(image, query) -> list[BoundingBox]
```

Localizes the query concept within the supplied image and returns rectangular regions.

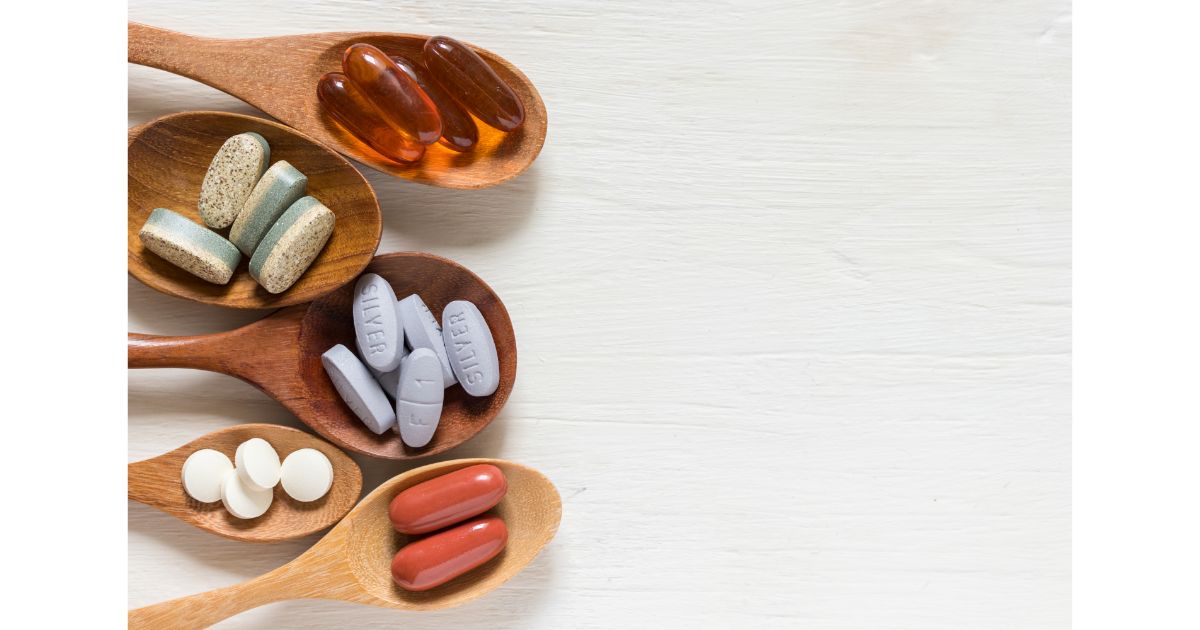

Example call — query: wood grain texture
[129,111,382,308]
[130,252,517,460]
[129,424,363,543]
[129,22,547,189]
[129,459,561,627]
[129,0,1071,627]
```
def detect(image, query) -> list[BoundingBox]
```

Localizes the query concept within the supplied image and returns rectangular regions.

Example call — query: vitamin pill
[234,437,281,491]
[317,72,426,164]
[280,448,334,502]
[390,55,478,152]
[198,132,270,229]
[248,196,335,294]
[220,468,273,519]
[391,515,508,591]
[343,44,442,145]
[322,344,396,434]
[229,160,308,255]
[396,348,444,448]
[352,273,404,372]
[442,300,500,397]
[389,464,507,535]
[371,343,408,399]
[180,449,234,503]
[139,208,242,284]
[398,294,457,387]
[423,35,525,132]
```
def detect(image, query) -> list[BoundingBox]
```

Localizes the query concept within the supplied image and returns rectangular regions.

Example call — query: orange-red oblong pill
[389,464,507,534]
[390,55,479,152]
[422,36,525,132]
[391,516,508,591]
[342,43,442,145]
[316,72,425,163]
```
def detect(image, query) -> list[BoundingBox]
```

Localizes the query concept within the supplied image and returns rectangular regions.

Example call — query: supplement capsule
[317,72,425,163]
[389,464,507,534]
[422,35,525,132]
[391,516,508,591]
[390,55,478,152]
[342,44,442,145]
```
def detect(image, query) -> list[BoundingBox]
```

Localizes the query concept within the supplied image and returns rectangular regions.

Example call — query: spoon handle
[128,570,294,628]
[128,331,251,375]
[128,22,266,102]
[127,459,170,507]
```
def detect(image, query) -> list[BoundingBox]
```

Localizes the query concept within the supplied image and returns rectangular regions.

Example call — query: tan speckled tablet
[229,160,308,255]
[249,196,335,294]
[139,208,242,284]
[198,132,270,229]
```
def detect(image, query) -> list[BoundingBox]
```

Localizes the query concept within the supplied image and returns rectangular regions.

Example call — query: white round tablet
[235,438,281,490]
[180,449,233,503]
[280,448,334,502]
[220,468,274,519]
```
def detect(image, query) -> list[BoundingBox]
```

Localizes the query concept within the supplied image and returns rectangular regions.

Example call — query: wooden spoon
[129,110,382,309]
[129,458,561,627]
[129,424,363,543]
[129,252,516,460]
[128,22,547,190]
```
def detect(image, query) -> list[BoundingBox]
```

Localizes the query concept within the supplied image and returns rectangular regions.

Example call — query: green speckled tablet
[229,160,307,255]
[139,208,242,284]
[250,196,336,294]
[198,132,270,229]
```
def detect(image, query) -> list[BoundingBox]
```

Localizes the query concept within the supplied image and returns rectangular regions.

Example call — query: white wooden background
[128,0,1071,627]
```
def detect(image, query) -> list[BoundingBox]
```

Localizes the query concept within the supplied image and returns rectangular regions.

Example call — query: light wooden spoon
[129,458,561,627]
[128,252,516,460]
[128,22,547,190]
[129,110,382,309]
[129,424,362,543]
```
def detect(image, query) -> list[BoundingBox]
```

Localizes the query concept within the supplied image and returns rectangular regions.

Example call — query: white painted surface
[128,0,1071,627]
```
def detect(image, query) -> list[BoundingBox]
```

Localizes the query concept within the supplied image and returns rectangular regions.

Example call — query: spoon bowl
[129,110,382,309]
[129,22,547,189]
[129,458,561,627]
[128,423,363,543]
[128,252,516,460]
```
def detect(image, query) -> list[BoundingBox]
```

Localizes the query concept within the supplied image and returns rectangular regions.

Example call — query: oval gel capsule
[389,464,507,534]
[353,274,404,372]
[343,43,442,145]
[422,36,525,132]
[396,348,444,448]
[442,300,500,397]
[391,516,508,591]
[398,294,457,387]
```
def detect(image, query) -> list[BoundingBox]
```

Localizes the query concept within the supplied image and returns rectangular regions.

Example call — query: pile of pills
[180,438,334,520]
[138,132,335,294]
[321,273,501,448]
[388,464,509,591]
[317,36,525,164]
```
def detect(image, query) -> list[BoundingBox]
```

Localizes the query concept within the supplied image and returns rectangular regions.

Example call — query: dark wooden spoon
[129,424,362,542]
[128,22,547,189]
[129,110,382,309]
[128,253,516,460]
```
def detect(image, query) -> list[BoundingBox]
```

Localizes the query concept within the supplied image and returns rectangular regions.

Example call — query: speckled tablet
[321,344,396,435]
[198,132,270,229]
[230,160,308,255]
[249,196,335,294]
[138,208,242,284]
